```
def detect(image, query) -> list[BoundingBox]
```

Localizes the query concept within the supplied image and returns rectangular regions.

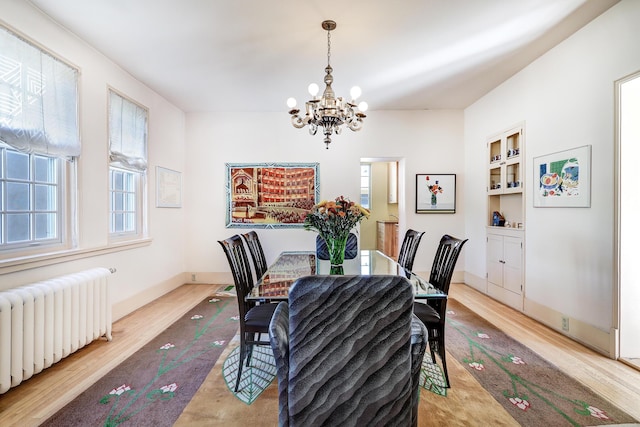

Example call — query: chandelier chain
[327,30,331,66]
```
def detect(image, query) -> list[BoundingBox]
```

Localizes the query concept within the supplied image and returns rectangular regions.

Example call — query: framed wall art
[533,145,591,208]
[416,174,456,213]
[156,166,182,208]
[225,162,319,228]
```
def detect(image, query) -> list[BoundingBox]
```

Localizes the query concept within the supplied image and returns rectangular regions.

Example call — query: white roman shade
[108,90,147,172]
[0,25,80,159]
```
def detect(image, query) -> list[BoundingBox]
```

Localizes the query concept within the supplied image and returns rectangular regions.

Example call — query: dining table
[247,249,446,302]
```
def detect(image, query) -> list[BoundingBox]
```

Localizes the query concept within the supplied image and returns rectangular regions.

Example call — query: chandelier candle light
[287,20,368,149]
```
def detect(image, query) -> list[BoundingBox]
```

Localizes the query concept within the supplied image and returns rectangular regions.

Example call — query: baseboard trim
[464,271,488,294]
[112,274,184,321]
[183,272,233,285]
[460,274,614,358]
[524,298,613,357]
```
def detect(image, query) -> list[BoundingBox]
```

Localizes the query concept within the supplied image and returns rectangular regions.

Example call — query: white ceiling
[28,0,618,113]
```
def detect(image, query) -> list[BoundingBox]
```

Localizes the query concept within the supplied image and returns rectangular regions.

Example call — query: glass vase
[329,265,345,275]
[327,234,348,269]
[431,193,437,206]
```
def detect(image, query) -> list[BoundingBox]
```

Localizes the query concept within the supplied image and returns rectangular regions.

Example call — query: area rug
[222,344,277,404]
[420,357,448,397]
[43,296,238,427]
[446,298,638,427]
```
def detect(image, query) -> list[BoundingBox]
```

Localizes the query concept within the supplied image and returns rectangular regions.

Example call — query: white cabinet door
[487,233,522,295]
[487,234,504,287]
[503,236,522,294]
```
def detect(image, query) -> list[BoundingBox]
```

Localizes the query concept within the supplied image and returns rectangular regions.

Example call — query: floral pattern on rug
[445,308,623,426]
[97,298,237,427]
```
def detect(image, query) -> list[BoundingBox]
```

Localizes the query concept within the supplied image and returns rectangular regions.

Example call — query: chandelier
[286,20,368,149]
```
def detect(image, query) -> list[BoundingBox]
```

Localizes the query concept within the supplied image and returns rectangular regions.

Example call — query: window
[109,168,137,234]
[108,90,147,239]
[360,163,371,209]
[0,143,63,249]
[0,25,79,255]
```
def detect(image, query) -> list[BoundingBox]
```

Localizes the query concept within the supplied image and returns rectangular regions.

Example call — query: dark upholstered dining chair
[269,275,428,427]
[242,231,269,281]
[315,232,358,260]
[397,229,425,272]
[413,234,468,388]
[218,234,277,392]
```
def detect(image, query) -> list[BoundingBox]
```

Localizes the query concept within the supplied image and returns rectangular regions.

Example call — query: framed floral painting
[225,162,319,228]
[416,174,456,213]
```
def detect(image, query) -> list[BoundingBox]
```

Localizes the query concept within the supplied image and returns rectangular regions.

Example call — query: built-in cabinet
[377,221,398,259]
[487,230,523,309]
[486,123,525,311]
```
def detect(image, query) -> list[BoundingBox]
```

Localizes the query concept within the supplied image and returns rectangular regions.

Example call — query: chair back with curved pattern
[429,234,468,295]
[218,235,253,319]
[269,274,427,427]
[242,231,269,280]
[397,229,425,272]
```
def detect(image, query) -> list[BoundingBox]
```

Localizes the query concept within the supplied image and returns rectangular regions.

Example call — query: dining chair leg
[246,333,256,367]
[429,335,437,364]
[235,334,247,392]
[440,335,450,388]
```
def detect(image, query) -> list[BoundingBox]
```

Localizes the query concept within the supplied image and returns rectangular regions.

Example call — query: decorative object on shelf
[492,211,506,227]
[303,196,370,269]
[416,174,456,214]
[533,145,591,208]
[286,20,368,149]
[225,162,319,228]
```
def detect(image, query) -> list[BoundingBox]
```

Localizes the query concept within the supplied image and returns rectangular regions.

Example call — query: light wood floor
[1,282,640,426]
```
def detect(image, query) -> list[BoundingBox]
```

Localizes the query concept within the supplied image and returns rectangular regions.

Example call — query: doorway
[360,158,402,255]
[617,71,640,369]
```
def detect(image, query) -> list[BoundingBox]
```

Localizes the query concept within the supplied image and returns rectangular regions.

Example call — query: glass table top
[247,250,446,301]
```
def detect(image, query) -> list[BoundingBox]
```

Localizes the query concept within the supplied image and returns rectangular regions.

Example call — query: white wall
[464,0,640,339]
[0,1,187,320]
[185,109,465,280]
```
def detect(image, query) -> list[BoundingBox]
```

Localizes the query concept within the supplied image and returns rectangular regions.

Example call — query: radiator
[0,267,113,394]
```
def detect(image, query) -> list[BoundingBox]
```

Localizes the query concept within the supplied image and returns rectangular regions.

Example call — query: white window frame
[108,89,148,242]
[360,162,371,209]
[0,25,78,260]
[0,143,75,256]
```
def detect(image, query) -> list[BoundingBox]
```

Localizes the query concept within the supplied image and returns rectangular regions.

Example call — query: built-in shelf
[486,123,525,311]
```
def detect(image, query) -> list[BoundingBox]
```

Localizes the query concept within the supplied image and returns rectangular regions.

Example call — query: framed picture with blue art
[533,145,591,208]
[416,174,456,213]
[225,162,319,228]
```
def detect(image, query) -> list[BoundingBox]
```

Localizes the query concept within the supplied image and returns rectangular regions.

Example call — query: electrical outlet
[561,316,569,331]
[191,273,197,282]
